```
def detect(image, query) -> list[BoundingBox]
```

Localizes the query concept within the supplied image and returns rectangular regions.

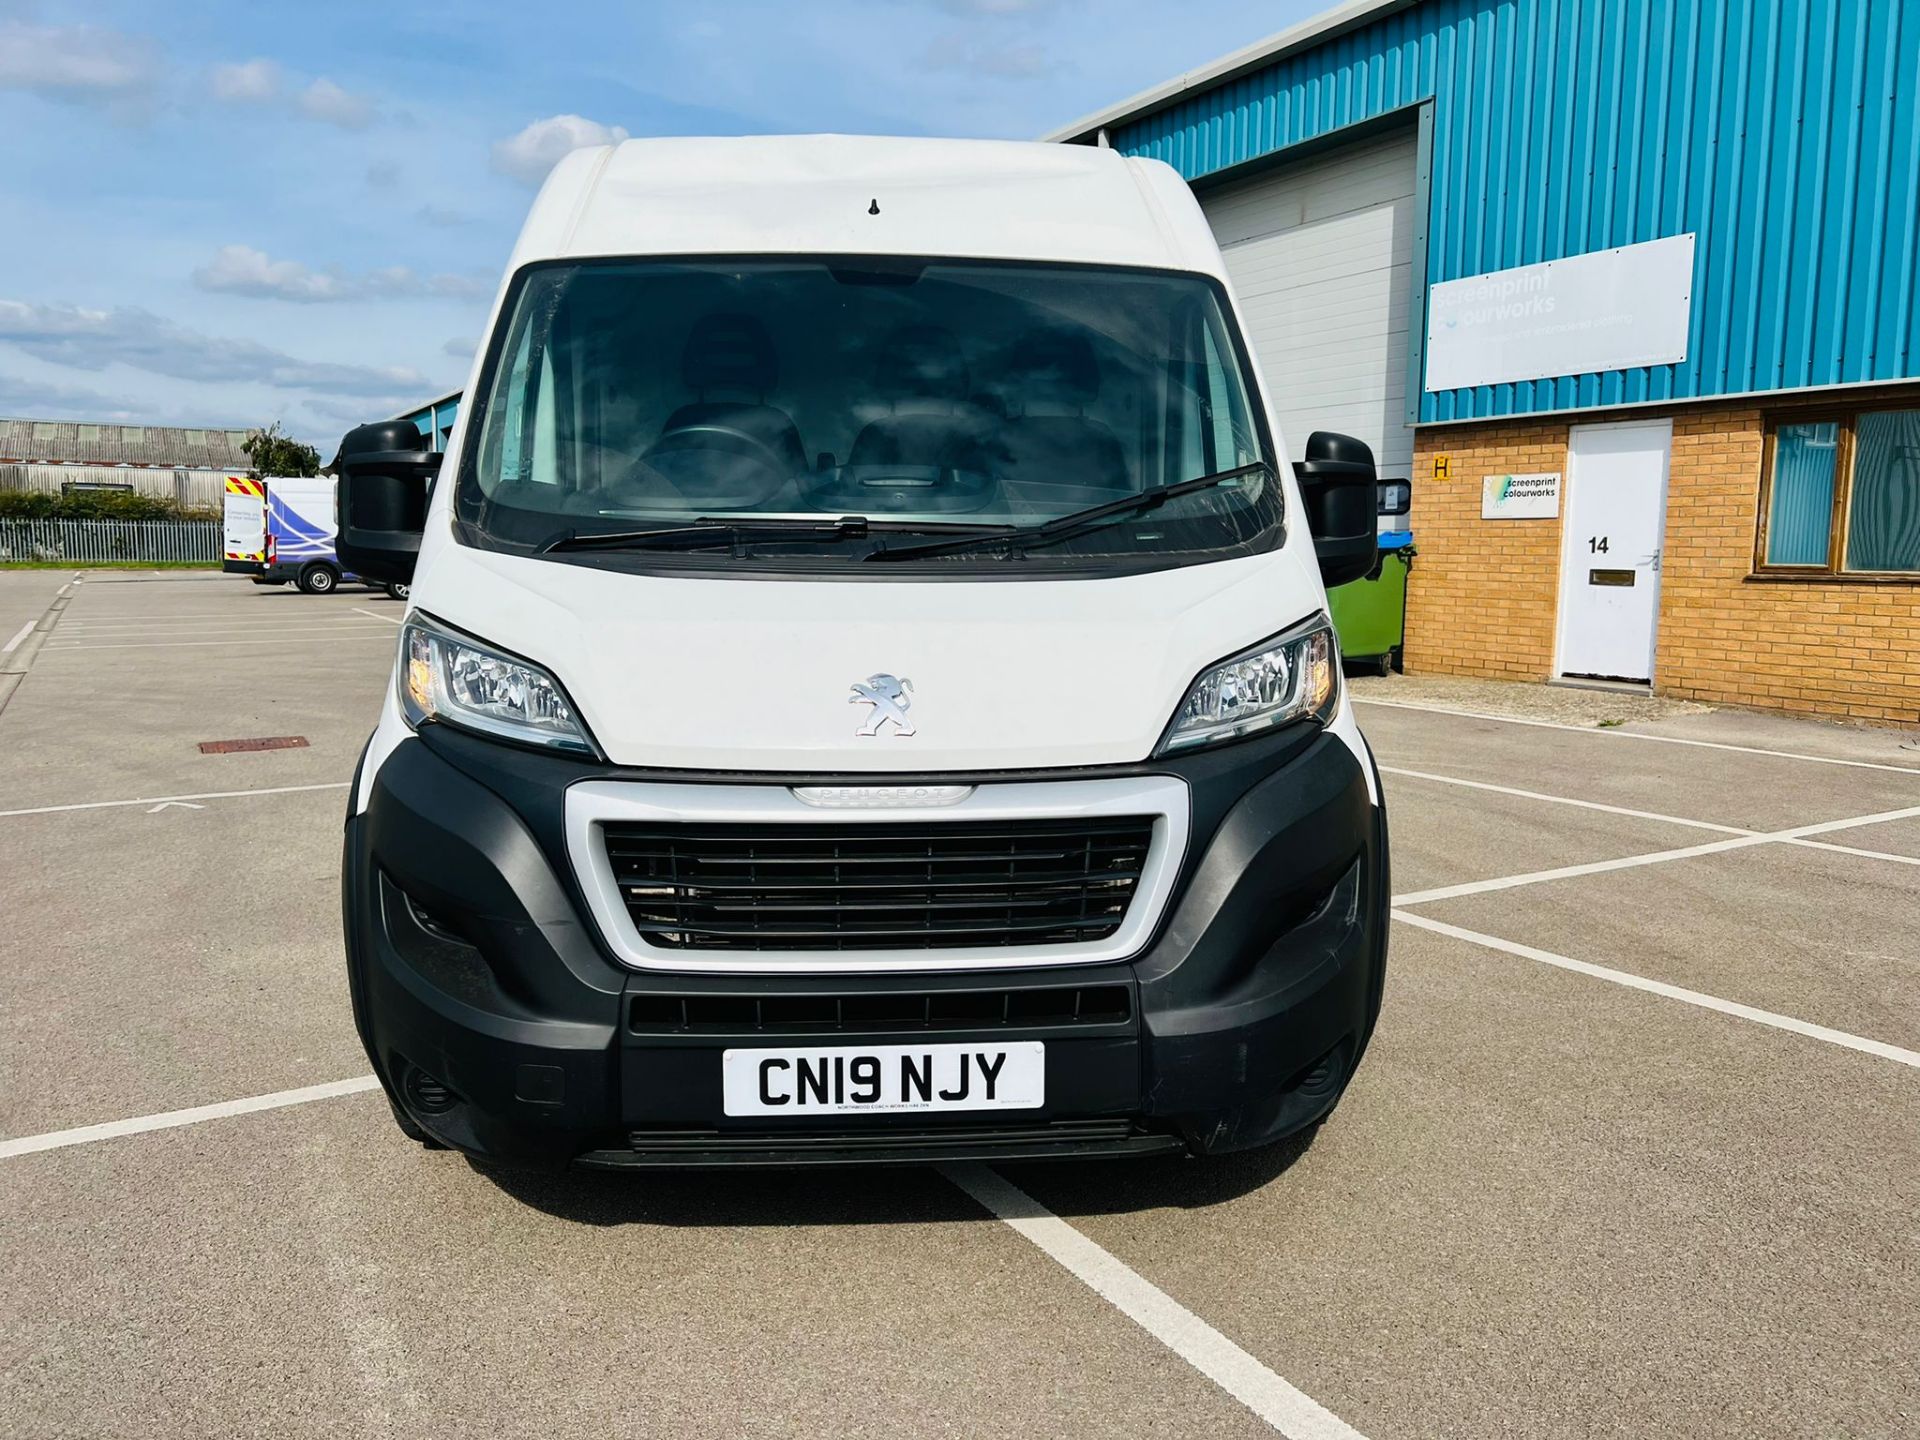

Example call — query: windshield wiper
[544,516,877,553]
[864,460,1272,563]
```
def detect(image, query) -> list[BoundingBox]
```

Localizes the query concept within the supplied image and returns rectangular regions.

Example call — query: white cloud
[208,57,377,129]
[441,337,476,359]
[192,245,490,305]
[0,372,151,422]
[416,203,473,228]
[0,19,157,99]
[210,57,280,102]
[426,274,495,299]
[0,297,423,400]
[194,245,352,302]
[491,114,630,186]
[921,34,1051,78]
[297,76,373,130]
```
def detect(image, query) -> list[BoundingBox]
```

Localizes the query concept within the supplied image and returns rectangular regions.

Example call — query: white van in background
[223,473,406,597]
[335,135,1389,1171]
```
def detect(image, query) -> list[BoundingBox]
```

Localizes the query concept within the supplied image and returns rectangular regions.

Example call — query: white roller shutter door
[1202,128,1418,480]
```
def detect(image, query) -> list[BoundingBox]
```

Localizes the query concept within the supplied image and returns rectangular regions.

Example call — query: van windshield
[456,258,1278,573]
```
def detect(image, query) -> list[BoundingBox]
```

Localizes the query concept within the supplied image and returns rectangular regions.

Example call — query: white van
[223,473,407,597]
[337,135,1389,1169]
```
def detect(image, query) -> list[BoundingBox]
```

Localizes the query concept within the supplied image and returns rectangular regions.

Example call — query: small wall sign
[1482,471,1561,519]
[1432,454,1452,482]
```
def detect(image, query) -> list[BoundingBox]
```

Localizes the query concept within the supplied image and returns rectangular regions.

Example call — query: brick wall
[1404,394,1920,726]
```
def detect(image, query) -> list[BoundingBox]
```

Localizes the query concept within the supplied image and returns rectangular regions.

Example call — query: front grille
[586,1120,1187,1167]
[602,816,1156,952]
[629,984,1132,1033]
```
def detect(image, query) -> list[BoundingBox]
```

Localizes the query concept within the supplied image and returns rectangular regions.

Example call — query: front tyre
[297,563,341,595]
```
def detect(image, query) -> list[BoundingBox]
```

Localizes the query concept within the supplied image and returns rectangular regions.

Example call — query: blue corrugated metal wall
[1110,0,1920,423]
[399,394,461,449]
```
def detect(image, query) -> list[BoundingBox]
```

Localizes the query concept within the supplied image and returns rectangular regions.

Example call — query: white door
[1556,420,1672,682]
[1201,128,1418,484]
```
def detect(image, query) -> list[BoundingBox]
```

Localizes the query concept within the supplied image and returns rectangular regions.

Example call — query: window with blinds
[1757,408,1920,577]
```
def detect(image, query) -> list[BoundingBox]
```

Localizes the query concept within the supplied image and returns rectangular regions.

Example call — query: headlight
[1157,615,1339,754]
[399,614,596,754]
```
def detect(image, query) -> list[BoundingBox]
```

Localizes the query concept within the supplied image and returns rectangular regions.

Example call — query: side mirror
[335,420,438,585]
[1293,431,1379,590]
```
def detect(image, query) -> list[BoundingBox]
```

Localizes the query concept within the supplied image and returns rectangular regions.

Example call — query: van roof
[508,134,1223,276]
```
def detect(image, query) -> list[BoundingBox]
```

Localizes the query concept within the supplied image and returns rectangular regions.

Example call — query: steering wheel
[640,421,791,483]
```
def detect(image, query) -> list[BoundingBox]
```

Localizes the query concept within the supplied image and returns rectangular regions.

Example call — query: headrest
[1005,328,1100,407]
[878,325,971,401]
[682,312,779,395]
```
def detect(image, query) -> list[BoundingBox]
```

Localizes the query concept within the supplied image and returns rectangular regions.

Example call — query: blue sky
[0,0,1319,447]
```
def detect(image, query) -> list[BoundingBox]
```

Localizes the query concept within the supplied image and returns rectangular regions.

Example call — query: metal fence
[0,519,222,565]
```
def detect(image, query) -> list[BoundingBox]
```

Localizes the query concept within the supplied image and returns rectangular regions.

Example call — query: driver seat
[649,312,808,476]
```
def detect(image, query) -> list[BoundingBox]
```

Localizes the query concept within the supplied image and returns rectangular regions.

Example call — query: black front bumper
[341,723,1389,1169]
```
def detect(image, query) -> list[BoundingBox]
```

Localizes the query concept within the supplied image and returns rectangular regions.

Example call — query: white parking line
[1355,696,1920,777]
[942,1163,1365,1438]
[0,780,349,819]
[62,611,334,624]
[59,618,394,633]
[1393,911,1920,1069]
[1391,802,1920,906]
[1381,764,1920,869]
[1380,766,1750,835]
[0,1081,1367,1440]
[1392,834,1770,906]
[0,1076,383,1159]
[2,621,34,654]
[48,627,396,644]
[1795,836,1920,867]
[43,633,397,651]
[351,607,403,625]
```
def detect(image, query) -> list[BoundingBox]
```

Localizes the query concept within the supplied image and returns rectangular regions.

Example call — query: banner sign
[1426,234,1695,392]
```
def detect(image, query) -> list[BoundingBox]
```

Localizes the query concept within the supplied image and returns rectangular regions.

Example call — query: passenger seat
[996,329,1129,495]
[846,325,998,473]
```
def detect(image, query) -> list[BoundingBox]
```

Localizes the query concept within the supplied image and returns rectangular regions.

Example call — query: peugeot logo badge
[850,673,915,737]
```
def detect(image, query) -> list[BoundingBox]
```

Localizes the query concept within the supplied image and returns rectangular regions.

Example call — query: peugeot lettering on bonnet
[335,134,1389,1170]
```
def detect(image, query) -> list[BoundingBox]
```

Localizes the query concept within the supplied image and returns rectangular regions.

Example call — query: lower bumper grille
[578,1119,1185,1168]
[603,816,1155,952]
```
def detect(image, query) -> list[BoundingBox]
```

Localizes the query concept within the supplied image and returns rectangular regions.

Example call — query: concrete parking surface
[2,569,1916,1439]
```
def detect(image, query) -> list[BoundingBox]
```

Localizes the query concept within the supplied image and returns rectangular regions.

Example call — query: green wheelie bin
[1328,530,1413,675]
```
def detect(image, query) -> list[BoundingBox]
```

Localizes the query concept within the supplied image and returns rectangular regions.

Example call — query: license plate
[721,1042,1044,1117]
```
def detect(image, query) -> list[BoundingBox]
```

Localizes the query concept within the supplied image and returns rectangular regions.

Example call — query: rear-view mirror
[335,420,437,585]
[1293,431,1379,590]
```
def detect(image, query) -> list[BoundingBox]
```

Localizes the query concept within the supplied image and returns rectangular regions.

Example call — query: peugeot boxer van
[337,135,1389,1169]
